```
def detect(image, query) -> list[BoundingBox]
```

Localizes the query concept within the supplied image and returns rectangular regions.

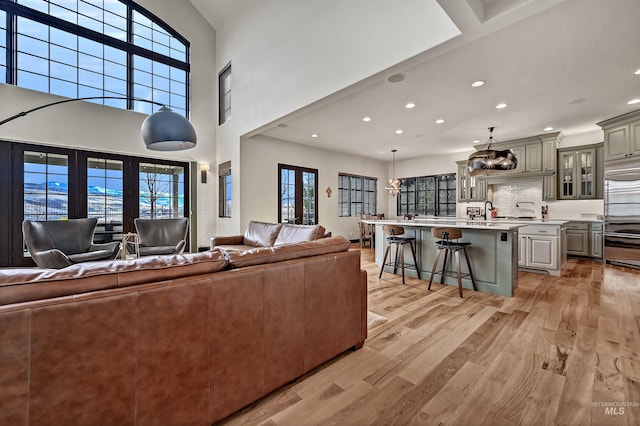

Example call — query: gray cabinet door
[525,143,543,172]
[604,124,629,161]
[566,229,589,256]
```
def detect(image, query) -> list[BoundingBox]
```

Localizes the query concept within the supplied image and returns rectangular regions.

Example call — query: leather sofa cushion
[274,224,323,245]
[225,236,351,269]
[0,250,228,306]
[243,221,282,247]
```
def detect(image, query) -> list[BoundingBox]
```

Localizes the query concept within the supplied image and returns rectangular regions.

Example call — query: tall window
[24,151,69,221]
[87,157,124,242]
[398,174,456,216]
[338,173,377,217]
[218,62,231,124]
[279,164,317,225]
[218,160,231,217]
[139,162,185,219]
[1,0,190,116]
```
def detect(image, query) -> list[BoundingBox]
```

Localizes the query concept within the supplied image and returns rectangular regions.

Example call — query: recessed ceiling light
[387,74,405,83]
[311,134,319,138]
[395,129,403,134]
[472,140,481,144]
[544,126,554,131]
[628,99,640,105]
[635,69,640,75]
[471,80,486,87]
[405,102,416,109]
[496,103,507,109]
[435,119,444,124]
[362,116,371,122]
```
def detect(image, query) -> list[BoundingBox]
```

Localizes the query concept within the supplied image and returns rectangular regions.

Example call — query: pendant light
[385,149,401,196]
[467,127,518,176]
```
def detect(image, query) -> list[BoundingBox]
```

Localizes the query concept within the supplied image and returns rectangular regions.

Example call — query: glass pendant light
[386,149,401,196]
[467,127,518,176]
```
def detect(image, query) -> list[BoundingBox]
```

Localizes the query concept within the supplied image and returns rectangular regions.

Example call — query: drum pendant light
[467,127,518,176]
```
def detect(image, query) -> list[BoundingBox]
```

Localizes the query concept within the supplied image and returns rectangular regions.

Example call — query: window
[1,0,190,116]
[398,173,456,216]
[139,162,185,219]
[218,62,231,124]
[338,173,377,217]
[278,164,317,225]
[3,140,190,267]
[218,160,231,217]
[24,151,69,221]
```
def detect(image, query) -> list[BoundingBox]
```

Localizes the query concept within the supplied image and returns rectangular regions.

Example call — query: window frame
[397,173,456,217]
[0,0,191,116]
[218,160,231,218]
[338,173,377,217]
[278,163,318,225]
[218,62,231,125]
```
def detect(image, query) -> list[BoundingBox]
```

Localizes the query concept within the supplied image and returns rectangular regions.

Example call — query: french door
[278,164,318,225]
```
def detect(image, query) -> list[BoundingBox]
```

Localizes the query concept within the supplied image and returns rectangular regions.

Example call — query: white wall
[211,0,460,234]
[0,0,217,248]
[241,135,387,240]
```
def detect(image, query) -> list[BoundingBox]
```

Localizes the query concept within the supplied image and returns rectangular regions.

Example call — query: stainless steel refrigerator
[604,161,640,269]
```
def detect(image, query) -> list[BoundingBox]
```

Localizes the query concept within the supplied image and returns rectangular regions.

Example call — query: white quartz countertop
[362,217,569,231]
[362,219,523,231]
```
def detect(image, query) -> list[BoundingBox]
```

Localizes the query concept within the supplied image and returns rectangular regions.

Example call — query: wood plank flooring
[219,247,640,425]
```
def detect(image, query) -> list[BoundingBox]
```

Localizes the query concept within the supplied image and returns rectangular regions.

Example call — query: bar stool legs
[378,239,421,285]
[428,227,477,298]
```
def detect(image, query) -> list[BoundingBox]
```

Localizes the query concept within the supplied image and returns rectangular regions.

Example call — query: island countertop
[360,218,561,231]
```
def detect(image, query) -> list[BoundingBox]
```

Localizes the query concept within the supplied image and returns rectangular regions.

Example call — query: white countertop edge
[361,219,524,231]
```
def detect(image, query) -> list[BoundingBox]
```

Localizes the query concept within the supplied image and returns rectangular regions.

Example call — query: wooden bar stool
[428,227,477,297]
[378,225,421,284]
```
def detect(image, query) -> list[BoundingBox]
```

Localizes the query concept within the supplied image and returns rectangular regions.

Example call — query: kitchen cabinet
[543,175,556,201]
[598,109,640,162]
[590,222,603,258]
[456,161,486,202]
[508,143,542,174]
[558,147,597,199]
[518,225,562,275]
[566,222,590,256]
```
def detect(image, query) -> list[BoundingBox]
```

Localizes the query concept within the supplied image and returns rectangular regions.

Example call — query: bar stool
[428,227,477,297]
[378,225,421,284]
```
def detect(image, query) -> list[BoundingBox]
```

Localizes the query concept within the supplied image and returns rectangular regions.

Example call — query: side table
[120,232,140,259]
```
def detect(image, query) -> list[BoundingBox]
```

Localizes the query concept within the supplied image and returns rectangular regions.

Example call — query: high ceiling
[192,0,640,161]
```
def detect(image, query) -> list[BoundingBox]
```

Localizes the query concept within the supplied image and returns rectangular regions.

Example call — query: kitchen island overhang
[364,219,526,297]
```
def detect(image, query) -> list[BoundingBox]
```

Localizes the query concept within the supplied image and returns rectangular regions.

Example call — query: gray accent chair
[22,218,121,269]
[129,218,190,256]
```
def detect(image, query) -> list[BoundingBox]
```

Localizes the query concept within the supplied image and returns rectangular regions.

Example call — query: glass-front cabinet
[558,148,596,199]
[456,160,486,202]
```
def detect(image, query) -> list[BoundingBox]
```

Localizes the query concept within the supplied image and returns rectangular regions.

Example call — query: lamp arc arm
[0,96,165,126]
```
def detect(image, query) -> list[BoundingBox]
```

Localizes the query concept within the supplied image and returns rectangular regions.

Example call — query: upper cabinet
[598,109,640,162]
[558,146,599,199]
[456,160,487,202]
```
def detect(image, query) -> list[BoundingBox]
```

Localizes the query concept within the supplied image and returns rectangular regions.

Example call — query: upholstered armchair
[22,218,121,269]
[130,218,190,256]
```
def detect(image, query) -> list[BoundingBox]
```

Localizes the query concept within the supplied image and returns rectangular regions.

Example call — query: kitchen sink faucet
[483,201,493,220]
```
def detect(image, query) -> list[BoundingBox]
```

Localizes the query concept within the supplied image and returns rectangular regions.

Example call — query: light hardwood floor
[220,246,640,425]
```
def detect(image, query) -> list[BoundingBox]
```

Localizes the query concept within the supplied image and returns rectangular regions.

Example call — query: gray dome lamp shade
[141,106,197,151]
[467,127,518,176]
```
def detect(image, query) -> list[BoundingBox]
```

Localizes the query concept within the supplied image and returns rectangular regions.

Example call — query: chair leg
[393,243,400,275]
[409,240,421,280]
[428,248,441,290]
[379,244,391,279]
[440,249,449,284]
[400,243,406,284]
[455,249,463,298]
[463,247,478,291]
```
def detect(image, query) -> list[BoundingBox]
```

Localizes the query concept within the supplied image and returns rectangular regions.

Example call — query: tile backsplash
[458,179,604,220]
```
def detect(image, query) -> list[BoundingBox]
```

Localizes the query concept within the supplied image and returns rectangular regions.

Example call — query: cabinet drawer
[565,222,589,230]
[519,225,559,236]
[591,222,603,232]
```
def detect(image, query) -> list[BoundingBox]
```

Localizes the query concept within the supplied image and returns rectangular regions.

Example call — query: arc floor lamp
[0,96,197,151]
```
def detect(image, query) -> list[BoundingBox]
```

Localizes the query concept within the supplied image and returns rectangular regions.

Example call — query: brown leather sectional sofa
[0,236,367,425]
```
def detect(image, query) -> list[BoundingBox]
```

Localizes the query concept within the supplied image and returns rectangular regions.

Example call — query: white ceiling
[193,0,640,161]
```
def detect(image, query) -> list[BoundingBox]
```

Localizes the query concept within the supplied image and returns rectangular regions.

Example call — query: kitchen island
[363,218,565,297]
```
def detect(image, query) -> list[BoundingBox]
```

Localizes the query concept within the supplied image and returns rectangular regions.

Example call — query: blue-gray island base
[367,220,521,297]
